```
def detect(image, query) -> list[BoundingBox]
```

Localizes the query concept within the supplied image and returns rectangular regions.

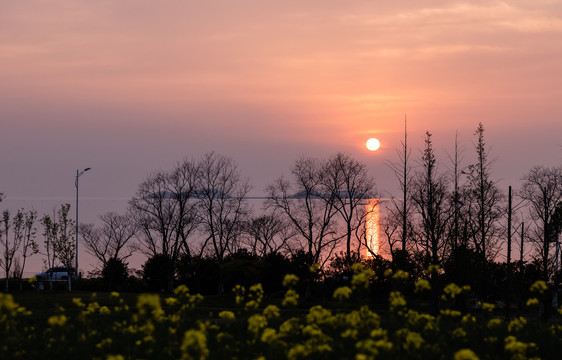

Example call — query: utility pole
[506,186,512,319]
[75,167,91,282]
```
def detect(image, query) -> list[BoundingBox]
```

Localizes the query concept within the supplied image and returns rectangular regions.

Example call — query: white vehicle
[34,267,76,281]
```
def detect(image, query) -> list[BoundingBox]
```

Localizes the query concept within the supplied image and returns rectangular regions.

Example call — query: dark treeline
[1,122,562,312]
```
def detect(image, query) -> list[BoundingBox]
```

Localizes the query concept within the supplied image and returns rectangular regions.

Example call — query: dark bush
[176,254,221,295]
[102,257,129,291]
[143,254,174,292]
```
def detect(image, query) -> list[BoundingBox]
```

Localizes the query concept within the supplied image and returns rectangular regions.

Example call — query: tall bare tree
[321,152,377,264]
[17,210,38,290]
[80,211,136,270]
[243,212,294,257]
[463,123,504,298]
[521,165,562,280]
[1,210,22,291]
[130,170,178,257]
[447,131,465,251]
[55,204,75,273]
[130,159,200,291]
[379,211,402,257]
[411,131,452,266]
[39,204,75,290]
[267,157,341,265]
[386,116,414,258]
[167,158,200,259]
[197,152,251,262]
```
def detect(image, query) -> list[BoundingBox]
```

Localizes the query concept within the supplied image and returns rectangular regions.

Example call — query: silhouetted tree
[267,157,341,265]
[80,211,136,270]
[130,158,200,291]
[380,212,402,257]
[411,131,452,267]
[321,152,377,264]
[176,254,220,294]
[16,210,38,290]
[102,257,129,291]
[521,165,562,280]
[242,213,294,257]
[197,152,251,262]
[463,123,504,299]
[386,117,415,258]
[143,253,174,292]
[39,204,75,290]
[1,210,24,291]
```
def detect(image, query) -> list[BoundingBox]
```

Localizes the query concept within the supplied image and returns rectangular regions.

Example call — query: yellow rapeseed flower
[389,291,407,312]
[218,311,235,320]
[72,297,85,307]
[392,270,409,281]
[351,263,366,273]
[47,315,67,327]
[414,279,431,293]
[248,314,268,334]
[442,283,464,301]
[282,274,299,288]
[263,305,280,319]
[302,324,323,337]
[261,328,278,344]
[165,297,179,306]
[487,318,502,328]
[279,318,300,335]
[440,309,462,317]
[106,355,125,360]
[99,306,111,315]
[529,280,547,294]
[287,344,308,360]
[137,294,164,320]
[96,338,112,350]
[507,317,527,333]
[504,335,536,358]
[282,289,299,307]
[181,329,209,360]
[461,314,476,324]
[307,305,333,325]
[402,330,424,351]
[478,302,495,312]
[333,286,352,301]
[425,264,440,275]
[249,283,263,294]
[352,269,374,290]
[85,301,100,315]
[454,348,479,360]
[245,283,264,309]
[452,327,467,339]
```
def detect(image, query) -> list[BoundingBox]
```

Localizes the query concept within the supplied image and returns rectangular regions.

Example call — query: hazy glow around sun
[366,138,381,151]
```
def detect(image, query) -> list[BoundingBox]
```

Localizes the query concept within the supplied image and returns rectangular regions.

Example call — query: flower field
[1,265,561,360]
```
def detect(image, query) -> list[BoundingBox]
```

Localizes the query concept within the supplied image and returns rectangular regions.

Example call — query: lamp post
[75,167,91,278]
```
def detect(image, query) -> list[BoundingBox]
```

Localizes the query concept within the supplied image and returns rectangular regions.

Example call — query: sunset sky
[2,0,562,206]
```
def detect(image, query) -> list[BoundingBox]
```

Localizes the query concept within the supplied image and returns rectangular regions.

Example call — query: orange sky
[1,0,561,201]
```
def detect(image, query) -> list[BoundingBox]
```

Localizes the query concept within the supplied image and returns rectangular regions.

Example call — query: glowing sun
[366,138,381,151]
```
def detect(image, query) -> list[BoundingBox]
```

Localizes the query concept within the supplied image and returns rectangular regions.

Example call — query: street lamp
[75,167,91,278]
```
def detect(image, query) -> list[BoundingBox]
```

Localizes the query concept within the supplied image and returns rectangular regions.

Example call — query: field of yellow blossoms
[1,264,561,360]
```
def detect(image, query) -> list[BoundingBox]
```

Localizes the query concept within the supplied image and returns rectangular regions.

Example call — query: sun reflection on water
[365,199,379,257]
